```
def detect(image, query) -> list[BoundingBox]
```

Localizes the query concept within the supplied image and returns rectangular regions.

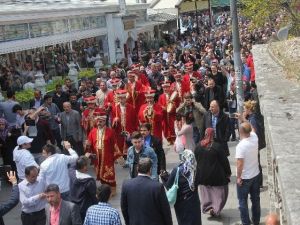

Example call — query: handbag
[166,167,180,205]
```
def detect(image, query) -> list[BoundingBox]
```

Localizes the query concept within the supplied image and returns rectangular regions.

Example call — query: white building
[0,0,164,67]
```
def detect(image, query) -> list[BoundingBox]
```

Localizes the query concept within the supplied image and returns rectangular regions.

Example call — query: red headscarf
[200,128,214,148]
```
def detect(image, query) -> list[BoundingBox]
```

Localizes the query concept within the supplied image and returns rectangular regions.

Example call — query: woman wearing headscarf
[161,149,201,225]
[194,128,231,217]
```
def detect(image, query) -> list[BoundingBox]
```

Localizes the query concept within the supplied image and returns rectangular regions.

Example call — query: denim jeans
[237,174,261,225]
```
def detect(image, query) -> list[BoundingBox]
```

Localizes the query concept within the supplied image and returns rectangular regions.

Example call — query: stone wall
[252,44,300,225]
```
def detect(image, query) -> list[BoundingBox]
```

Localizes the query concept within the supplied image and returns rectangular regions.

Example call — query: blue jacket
[126,145,158,180]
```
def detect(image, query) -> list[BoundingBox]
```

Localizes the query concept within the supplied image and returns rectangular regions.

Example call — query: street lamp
[230,0,244,117]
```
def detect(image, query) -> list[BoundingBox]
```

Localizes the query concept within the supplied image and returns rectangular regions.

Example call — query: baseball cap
[17,136,33,146]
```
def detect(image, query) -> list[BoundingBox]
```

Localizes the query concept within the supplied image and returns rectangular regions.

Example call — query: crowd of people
[0,38,104,92]
[0,9,280,225]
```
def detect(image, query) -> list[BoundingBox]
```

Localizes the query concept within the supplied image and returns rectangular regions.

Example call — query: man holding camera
[176,92,206,144]
[24,107,54,165]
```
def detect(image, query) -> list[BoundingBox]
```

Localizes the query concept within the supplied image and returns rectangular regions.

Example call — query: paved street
[0,140,270,225]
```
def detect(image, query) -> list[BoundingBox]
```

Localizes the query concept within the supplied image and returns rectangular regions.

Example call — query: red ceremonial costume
[170,79,190,102]
[125,70,145,113]
[81,96,97,136]
[158,83,180,144]
[131,64,150,88]
[138,90,163,140]
[182,62,202,86]
[112,90,137,155]
[87,109,122,188]
[104,78,120,109]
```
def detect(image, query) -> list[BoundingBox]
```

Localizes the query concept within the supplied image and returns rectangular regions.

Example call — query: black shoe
[231,137,237,141]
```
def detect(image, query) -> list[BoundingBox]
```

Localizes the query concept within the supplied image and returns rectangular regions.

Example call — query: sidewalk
[0,141,270,225]
[111,140,270,225]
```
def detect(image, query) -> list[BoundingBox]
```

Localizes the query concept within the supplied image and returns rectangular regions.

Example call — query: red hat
[144,89,156,97]
[93,108,107,120]
[84,96,96,104]
[115,89,127,98]
[185,62,193,68]
[161,81,171,88]
[111,78,120,86]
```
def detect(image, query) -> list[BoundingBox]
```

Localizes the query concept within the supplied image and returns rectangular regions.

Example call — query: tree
[240,0,300,35]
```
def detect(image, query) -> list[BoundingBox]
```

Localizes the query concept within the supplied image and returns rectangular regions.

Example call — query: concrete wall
[252,44,300,225]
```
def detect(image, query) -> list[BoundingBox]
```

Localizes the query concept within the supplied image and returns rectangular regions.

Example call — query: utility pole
[195,0,199,34]
[230,0,244,116]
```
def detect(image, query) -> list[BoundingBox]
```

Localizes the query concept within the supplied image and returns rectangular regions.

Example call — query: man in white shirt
[39,142,79,201]
[13,136,39,181]
[95,80,111,108]
[19,166,46,225]
[235,122,261,225]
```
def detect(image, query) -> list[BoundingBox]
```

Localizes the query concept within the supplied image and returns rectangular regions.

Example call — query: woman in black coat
[195,128,231,217]
[161,149,201,225]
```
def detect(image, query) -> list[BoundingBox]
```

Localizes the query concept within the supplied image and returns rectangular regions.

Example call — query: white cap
[17,136,33,146]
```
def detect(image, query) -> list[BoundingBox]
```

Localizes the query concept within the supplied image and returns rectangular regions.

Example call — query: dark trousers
[66,136,83,156]
[21,209,46,225]
[52,128,62,150]
[237,174,261,225]
[258,152,263,186]
[229,108,237,139]
[192,126,200,145]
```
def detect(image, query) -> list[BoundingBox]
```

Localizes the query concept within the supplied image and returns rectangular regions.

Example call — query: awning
[148,13,178,22]
[136,21,164,33]
[176,0,209,14]
[0,27,107,54]
[211,0,230,7]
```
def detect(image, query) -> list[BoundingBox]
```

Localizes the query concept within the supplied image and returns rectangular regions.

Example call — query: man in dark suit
[140,123,166,174]
[29,90,43,109]
[121,158,172,225]
[45,184,81,225]
[60,102,83,155]
[203,100,231,156]
[52,84,69,112]
[204,78,224,110]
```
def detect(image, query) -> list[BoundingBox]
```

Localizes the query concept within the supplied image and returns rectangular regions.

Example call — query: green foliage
[78,68,96,79]
[240,0,300,35]
[46,79,64,92]
[15,89,34,103]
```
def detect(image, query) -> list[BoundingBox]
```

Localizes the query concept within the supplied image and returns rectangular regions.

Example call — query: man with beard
[112,89,137,157]
[158,81,180,145]
[86,108,123,196]
[81,96,97,137]
[138,89,163,141]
